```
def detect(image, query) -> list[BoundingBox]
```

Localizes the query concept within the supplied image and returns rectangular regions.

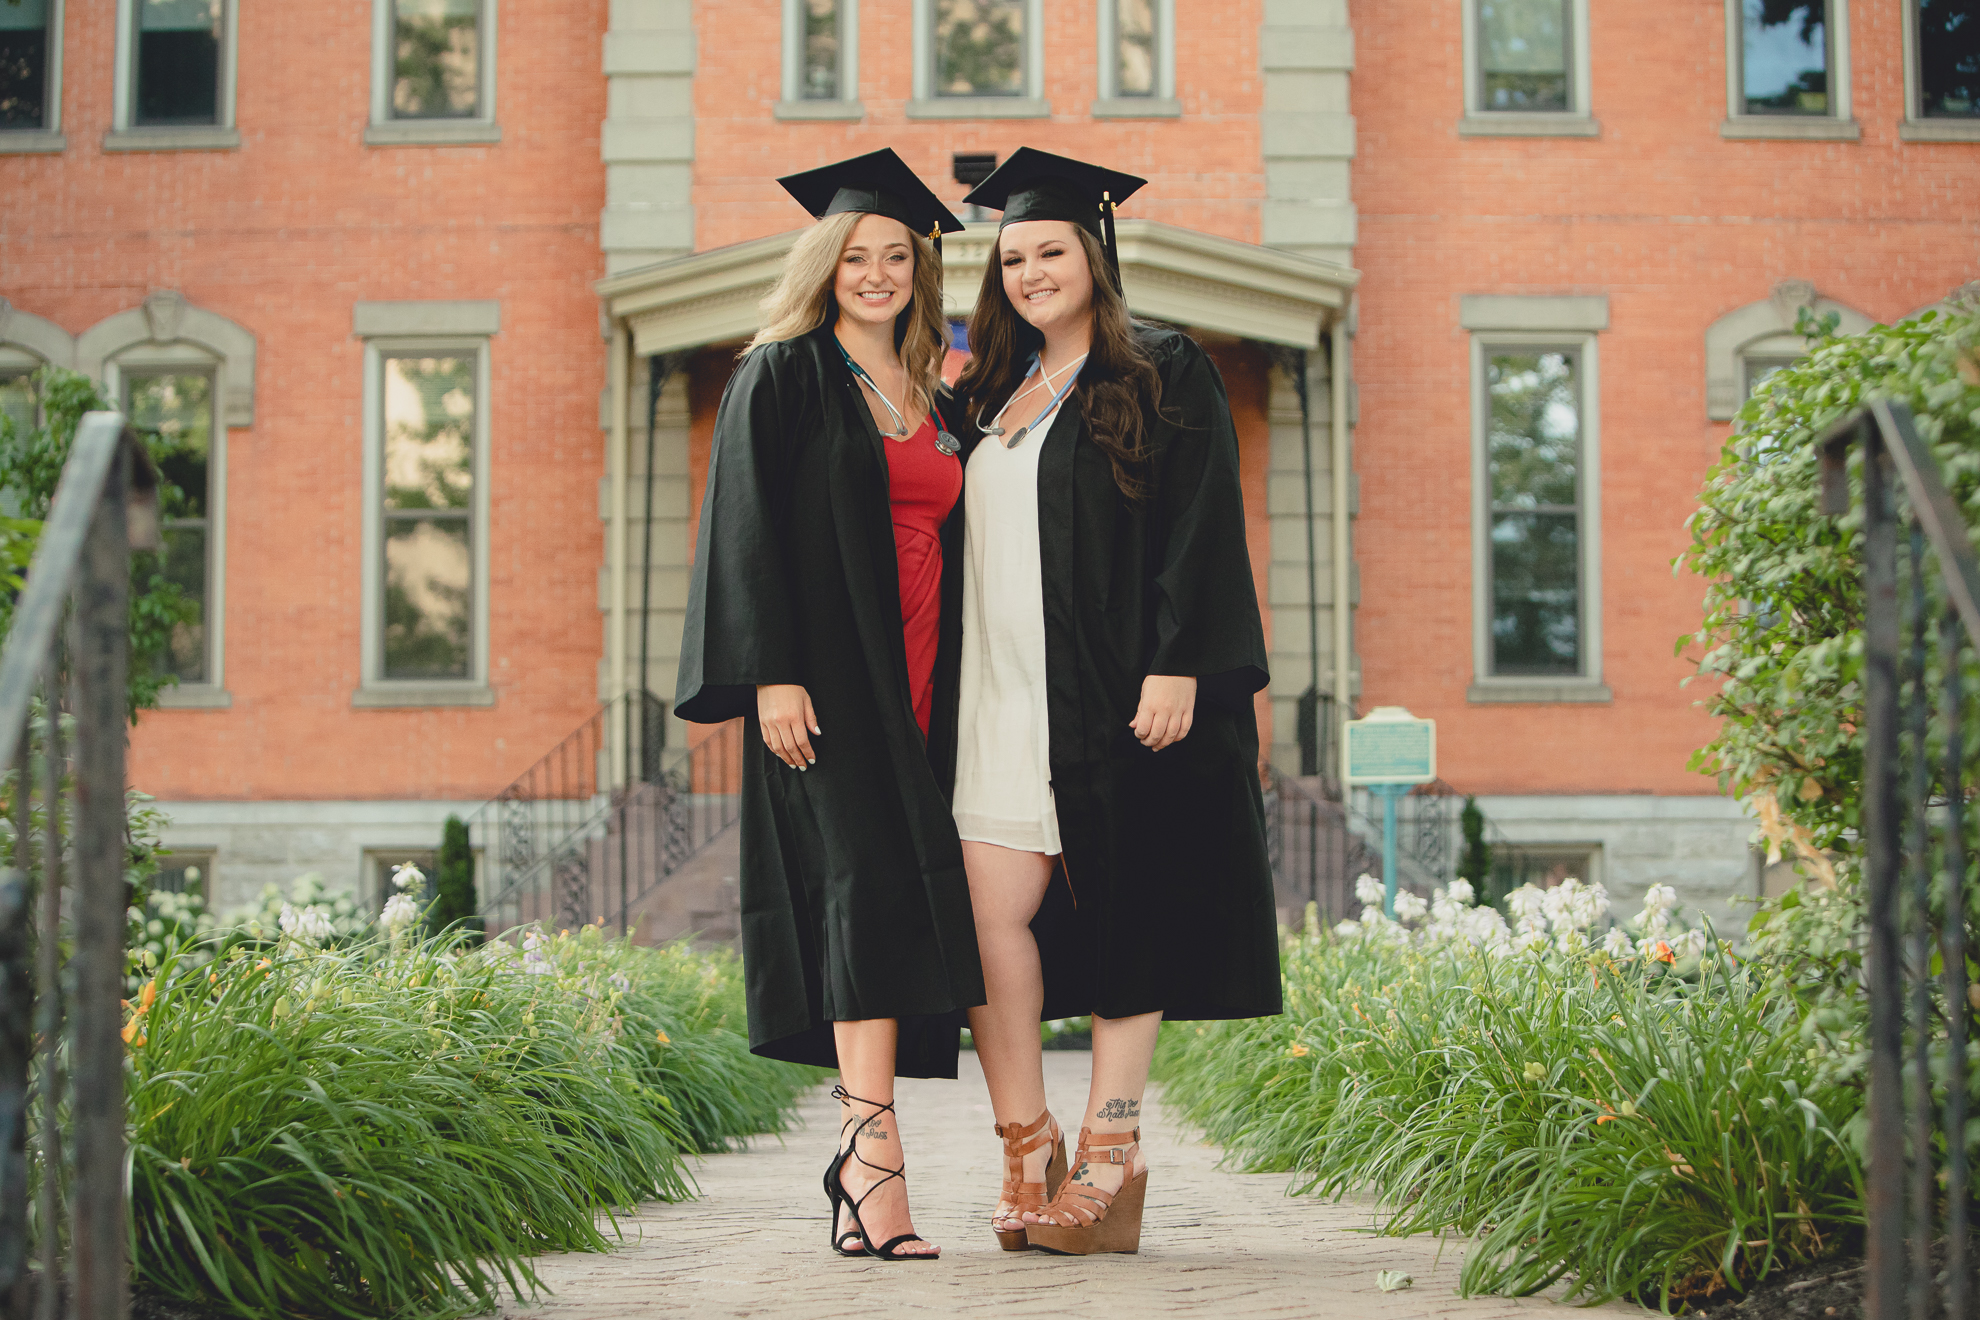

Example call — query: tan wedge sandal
[1022,1127,1147,1256]
[992,1110,1069,1251]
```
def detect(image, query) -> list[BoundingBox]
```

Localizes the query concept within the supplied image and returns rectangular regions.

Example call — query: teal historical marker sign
[1341,707,1437,918]
[1342,706,1436,786]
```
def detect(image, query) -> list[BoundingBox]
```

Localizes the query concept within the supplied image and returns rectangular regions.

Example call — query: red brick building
[3,0,1974,927]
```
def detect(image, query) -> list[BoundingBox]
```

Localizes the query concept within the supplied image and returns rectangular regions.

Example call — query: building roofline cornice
[597,220,1361,356]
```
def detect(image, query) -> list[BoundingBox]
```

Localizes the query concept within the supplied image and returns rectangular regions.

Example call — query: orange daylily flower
[1651,941,1675,965]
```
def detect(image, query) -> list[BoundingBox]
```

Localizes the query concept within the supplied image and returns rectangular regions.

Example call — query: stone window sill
[0,130,66,155]
[1900,119,1980,142]
[1091,96,1181,119]
[352,683,496,709]
[102,126,241,152]
[1467,680,1613,705]
[774,99,865,121]
[364,120,503,146]
[905,96,1051,120]
[155,686,233,710]
[1719,116,1860,141]
[1458,113,1600,138]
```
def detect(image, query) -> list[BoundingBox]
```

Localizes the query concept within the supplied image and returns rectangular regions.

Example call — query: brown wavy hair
[955,226,1162,499]
[747,209,948,424]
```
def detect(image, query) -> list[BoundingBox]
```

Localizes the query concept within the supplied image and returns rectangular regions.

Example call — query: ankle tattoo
[854,1115,890,1141]
[1095,1098,1140,1122]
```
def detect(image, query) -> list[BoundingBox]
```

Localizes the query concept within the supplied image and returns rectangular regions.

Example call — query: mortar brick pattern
[1347,0,1979,799]
[1,0,612,804]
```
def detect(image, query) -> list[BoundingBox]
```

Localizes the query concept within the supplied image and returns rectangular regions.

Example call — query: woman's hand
[1130,675,1196,751]
[757,684,819,769]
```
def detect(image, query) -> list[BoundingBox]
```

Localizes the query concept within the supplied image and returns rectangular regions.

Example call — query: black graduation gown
[935,324,1283,1024]
[676,324,986,1078]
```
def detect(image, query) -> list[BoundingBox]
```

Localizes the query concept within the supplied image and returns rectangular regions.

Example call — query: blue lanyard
[837,342,961,455]
[985,353,1086,448]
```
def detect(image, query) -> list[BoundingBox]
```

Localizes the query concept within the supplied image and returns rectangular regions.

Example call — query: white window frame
[1901,0,1980,141]
[1094,0,1178,118]
[366,0,501,146]
[777,0,862,120]
[908,0,1049,120]
[1464,307,1608,703]
[106,347,230,705]
[106,0,240,151]
[1722,0,1856,139]
[1459,0,1597,137]
[0,0,66,154]
[355,301,497,707]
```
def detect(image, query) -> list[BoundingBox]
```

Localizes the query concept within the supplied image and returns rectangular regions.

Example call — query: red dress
[886,415,963,738]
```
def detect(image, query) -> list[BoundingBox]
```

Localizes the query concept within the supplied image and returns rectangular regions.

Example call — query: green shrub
[114,925,815,1319]
[427,814,478,939]
[1679,303,1980,856]
[1155,932,1862,1307]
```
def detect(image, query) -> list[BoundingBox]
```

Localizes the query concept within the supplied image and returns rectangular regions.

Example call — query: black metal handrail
[1819,398,1973,1320]
[470,693,742,939]
[0,412,156,1320]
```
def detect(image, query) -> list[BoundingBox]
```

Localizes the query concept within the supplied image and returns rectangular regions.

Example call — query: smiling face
[833,212,915,329]
[998,220,1095,338]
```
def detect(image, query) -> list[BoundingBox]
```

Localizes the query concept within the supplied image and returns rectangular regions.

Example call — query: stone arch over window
[75,290,252,706]
[76,290,257,426]
[1704,280,1873,420]
[0,298,77,370]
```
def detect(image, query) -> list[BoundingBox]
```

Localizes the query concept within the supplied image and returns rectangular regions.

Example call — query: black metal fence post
[69,440,130,1320]
[1820,399,1978,1320]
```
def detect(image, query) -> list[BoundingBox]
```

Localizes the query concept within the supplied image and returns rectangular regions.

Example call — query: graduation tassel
[929,220,942,259]
[1100,190,1121,289]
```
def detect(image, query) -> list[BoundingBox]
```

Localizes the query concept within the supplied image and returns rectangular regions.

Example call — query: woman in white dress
[938,150,1282,1257]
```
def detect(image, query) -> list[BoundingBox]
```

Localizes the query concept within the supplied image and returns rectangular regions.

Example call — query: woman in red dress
[676,150,979,1262]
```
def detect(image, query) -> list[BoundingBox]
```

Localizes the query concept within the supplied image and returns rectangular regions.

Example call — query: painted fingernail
[807,758,816,766]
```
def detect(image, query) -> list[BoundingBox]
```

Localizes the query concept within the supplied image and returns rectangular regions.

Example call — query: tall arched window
[77,291,256,705]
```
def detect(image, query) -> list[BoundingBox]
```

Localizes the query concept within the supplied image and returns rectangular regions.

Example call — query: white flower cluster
[1334,874,1513,952]
[1625,884,1707,961]
[521,928,555,976]
[1334,871,1706,966]
[278,902,337,945]
[392,861,426,892]
[381,892,422,935]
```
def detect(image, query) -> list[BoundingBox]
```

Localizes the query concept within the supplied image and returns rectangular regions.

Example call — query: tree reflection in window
[804,0,841,99]
[394,0,480,119]
[935,0,1024,97]
[135,0,222,127]
[127,372,213,683]
[0,0,51,129]
[1919,0,1980,118]
[1117,0,1155,96]
[1478,0,1570,112]
[1488,352,1581,676]
[382,355,474,679]
[1741,0,1829,115]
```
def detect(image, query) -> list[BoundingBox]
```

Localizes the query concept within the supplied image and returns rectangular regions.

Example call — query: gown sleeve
[675,346,805,724]
[1144,333,1271,712]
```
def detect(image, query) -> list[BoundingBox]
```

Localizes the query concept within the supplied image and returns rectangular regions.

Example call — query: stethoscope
[837,343,961,456]
[982,352,1088,448]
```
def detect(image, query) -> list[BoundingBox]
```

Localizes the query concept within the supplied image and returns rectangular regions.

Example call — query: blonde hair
[748,209,948,423]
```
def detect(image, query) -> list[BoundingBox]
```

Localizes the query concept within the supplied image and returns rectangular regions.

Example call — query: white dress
[952,398,1064,856]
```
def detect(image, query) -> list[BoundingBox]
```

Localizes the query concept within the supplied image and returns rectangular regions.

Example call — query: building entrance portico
[594,218,1360,783]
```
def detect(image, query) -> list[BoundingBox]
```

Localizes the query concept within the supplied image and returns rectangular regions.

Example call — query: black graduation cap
[777,148,966,253]
[961,147,1148,284]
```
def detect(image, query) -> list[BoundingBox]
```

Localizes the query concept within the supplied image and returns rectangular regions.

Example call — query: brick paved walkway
[502,1051,1646,1318]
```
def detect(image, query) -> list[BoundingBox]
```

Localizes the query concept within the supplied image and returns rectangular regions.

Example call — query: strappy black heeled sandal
[831,1085,940,1262]
[823,1142,865,1256]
